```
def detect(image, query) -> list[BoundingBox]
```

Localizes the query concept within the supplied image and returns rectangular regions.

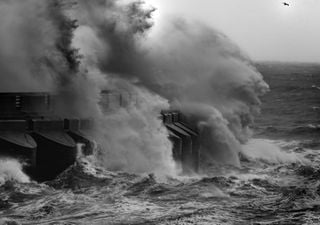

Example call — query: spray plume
[0,0,269,174]
[0,0,57,92]
[0,158,30,185]
[71,1,269,168]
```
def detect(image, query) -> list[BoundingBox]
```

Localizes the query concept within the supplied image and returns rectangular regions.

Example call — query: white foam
[0,158,30,186]
[241,139,306,164]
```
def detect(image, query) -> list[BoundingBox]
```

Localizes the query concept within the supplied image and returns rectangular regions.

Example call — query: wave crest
[0,158,30,186]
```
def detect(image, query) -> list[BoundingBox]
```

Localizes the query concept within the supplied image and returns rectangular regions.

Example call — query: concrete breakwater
[161,111,200,174]
[0,92,200,181]
[0,92,93,181]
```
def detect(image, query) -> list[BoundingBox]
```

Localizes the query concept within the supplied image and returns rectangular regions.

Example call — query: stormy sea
[1,1,320,225]
[0,62,319,225]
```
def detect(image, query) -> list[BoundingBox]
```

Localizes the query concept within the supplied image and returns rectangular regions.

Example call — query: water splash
[0,158,30,186]
[241,139,306,164]
[0,0,269,174]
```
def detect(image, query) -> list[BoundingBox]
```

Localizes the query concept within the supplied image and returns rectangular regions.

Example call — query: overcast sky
[147,0,320,63]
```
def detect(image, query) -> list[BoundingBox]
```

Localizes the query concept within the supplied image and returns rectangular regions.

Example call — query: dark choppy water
[255,62,320,144]
[1,62,320,225]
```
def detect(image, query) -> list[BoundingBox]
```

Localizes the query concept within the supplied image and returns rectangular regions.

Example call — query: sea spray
[70,1,177,175]
[0,0,269,175]
[0,158,30,186]
[0,0,176,176]
[0,0,57,92]
[175,103,242,167]
[142,19,269,166]
[0,2,318,224]
[71,0,269,170]
[241,139,306,164]
[94,85,176,175]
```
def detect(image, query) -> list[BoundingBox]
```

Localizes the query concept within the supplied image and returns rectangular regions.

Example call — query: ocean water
[1,62,320,225]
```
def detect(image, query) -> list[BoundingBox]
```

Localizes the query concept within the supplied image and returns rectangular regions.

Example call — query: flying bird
[283,2,290,6]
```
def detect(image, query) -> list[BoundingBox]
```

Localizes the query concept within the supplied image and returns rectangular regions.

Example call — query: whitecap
[241,139,307,164]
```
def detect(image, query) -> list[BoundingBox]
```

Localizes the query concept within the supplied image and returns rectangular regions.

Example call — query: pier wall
[0,92,200,180]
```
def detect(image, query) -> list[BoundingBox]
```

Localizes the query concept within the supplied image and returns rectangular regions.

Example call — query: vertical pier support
[162,111,199,174]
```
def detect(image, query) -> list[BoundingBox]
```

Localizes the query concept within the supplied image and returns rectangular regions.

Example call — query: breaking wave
[2,141,319,224]
[241,139,307,164]
[0,158,30,186]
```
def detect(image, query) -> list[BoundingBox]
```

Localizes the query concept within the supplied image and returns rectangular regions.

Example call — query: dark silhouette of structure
[0,92,94,181]
[0,92,200,181]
